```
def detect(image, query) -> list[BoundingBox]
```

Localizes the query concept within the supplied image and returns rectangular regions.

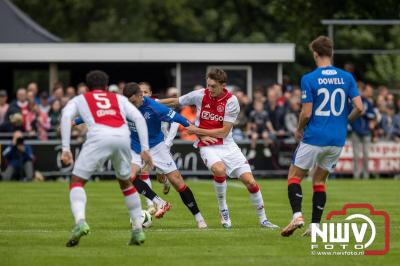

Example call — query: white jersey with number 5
[61,90,149,152]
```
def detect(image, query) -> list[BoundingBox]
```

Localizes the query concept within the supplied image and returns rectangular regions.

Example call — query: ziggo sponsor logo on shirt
[96,109,117,117]
[200,111,224,121]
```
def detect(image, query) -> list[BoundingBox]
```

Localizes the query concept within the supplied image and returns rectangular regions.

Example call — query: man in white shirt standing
[160,67,279,229]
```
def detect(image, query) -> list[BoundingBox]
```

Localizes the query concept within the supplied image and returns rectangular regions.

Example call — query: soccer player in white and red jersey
[61,70,153,247]
[160,68,279,229]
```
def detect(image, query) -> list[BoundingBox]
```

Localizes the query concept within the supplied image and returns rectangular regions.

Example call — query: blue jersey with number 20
[301,66,359,147]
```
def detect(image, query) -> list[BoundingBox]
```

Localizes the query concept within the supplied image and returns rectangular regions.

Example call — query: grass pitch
[0,179,398,266]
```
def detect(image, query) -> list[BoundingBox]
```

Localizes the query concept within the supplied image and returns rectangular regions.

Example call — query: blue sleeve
[74,117,84,125]
[150,99,190,127]
[348,75,360,99]
[300,75,313,103]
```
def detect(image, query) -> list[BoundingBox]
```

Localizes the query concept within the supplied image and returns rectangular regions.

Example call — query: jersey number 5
[93,93,111,109]
[315,88,345,116]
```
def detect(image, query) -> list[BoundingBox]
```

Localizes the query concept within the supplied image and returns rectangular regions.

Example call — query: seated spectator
[379,104,396,139]
[49,83,64,105]
[392,104,400,142]
[25,102,50,140]
[0,112,23,133]
[0,90,9,125]
[77,82,88,95]
[65,86,76,99]
[284,97,300,138]
[48,99,62,131]
[265,86,287,138]
[247,100,273,158]
[4,88,29,131]
[232,91,249,141]
[1,131,34,181]
[39,91,51,114]
[27,82,40,104]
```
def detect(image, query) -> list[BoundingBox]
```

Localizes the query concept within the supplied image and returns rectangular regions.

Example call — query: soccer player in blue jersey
[281,36,364,237]
[123,82,208,228]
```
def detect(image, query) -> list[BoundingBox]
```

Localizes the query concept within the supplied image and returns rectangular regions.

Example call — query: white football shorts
[292,142,342,173]
[199,143,251,178]
[73,135,132,180]
[131,142,177,174]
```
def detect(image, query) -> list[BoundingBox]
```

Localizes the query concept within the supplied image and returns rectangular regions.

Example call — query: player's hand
[295,129,304,142]
[140,150,154,169]
[200,136,218,146]
[61,150,74,165]
[185,124,198,134]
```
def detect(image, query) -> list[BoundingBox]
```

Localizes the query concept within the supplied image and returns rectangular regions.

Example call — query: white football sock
[123,188,143,230]
[213,180,228,211]
[153,195,166,207]
[70,187,86,224]
[194,212,205,223]
[293,212,303,219]
[249,190,267,223]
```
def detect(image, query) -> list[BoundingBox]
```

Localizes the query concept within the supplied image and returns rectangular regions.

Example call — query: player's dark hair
[123,82,141,98]
[139,81,152,92]
[309,36,333,58]
[86,70,109,91]
[207,67,227,84]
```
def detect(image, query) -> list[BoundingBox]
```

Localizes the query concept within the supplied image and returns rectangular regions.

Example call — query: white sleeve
[61,99,79,151]
[164,122,179,148]
[224,96,240,123]
[178,89,204,106]
[121,97,149,151]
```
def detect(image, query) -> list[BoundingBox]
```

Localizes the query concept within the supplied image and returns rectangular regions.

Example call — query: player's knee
[211,163,226,176]
[118,179,132,190]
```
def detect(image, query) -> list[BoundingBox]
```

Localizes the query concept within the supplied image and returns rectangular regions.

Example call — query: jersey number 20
[315,88,345,116]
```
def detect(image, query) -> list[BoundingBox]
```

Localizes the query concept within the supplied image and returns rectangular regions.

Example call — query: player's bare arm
[187,122,233,139]
[295,102,313,141]
[159,97,179,107]
[348,96,364,123]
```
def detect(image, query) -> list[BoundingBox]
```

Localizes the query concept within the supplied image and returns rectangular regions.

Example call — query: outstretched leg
[240,172,279,229]
[167,170,207,229]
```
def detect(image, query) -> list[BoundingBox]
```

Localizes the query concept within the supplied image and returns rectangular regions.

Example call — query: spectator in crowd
[1,131,34,181]
[38,91,51,114]
[380,103,396,140]
[50,83,64,105]
[193,84,203,91]
[65,86,76,100]
[27,82,40,104]
[351,84,376,179]
[27,90,36,103]
[232,90,249,141]
[282,75,294,93]
[108,84,120,93]
[247,100,273,158]
[284,97,300,139]
[48,99,62,131]
[5,88,29,130]
[265,86,287,138]
[0,112,23,133]
[117,81,126,94]
[392,103,400,142]
[25,102,50,140]
[0,90,9,125]
[77,82,88,95]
